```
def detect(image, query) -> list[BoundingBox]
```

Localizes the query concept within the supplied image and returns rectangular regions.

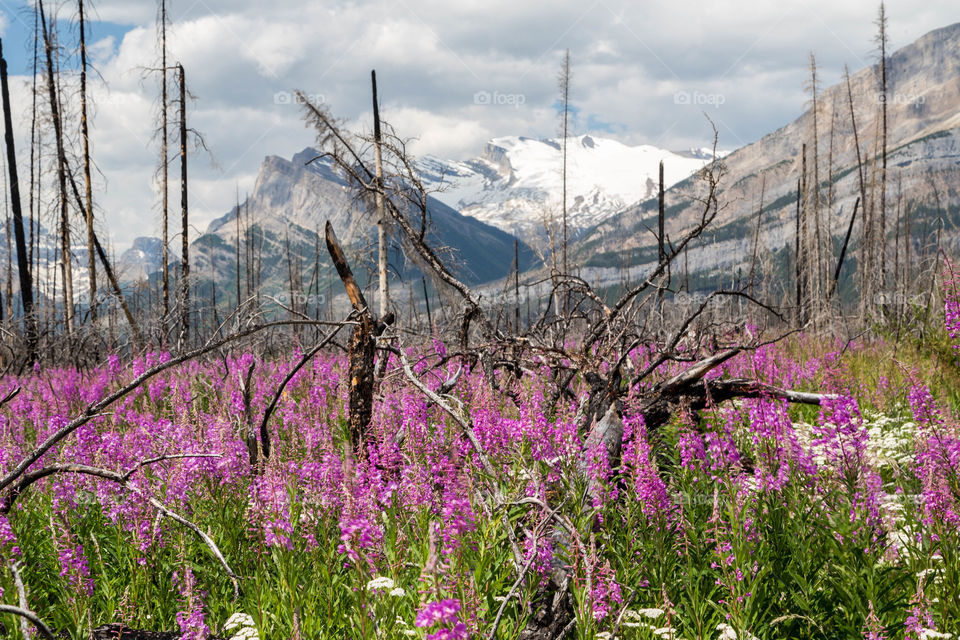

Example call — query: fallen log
[92,624,224,640]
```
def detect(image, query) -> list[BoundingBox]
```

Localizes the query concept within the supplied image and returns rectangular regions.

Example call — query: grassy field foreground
[1,312,959,639]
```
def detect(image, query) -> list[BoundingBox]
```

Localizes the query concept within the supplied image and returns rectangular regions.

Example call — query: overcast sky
[0,0,956,251]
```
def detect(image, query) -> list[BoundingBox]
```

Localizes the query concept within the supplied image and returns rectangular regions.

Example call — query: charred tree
[28,8,39,290]
[875,2,889,291]
[160,0,171,321]
[558,49,571,281]
[39,0,75,334]
[831,198,860,298]
[371,70,390,318]
[1,38,38,359]
[807,53,823,317]
[235,189,242,310]
[79,0,97,322]
[177,63,189,344]
[324,221,392,448]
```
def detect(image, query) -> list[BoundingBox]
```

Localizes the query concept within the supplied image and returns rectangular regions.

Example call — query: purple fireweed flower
[55,528,94,598]
[427,622,470,640]
[908,383,941,430]
[337,516,382,570]
[522,530,554,580]
[585,438,618,509]
[904,580,937,640]
[678,424,707,473]
[416,599,461,628]
[441,494,476,553]
[862,601,887,640]
[814,394,881,528]
[590,564,623,621]
[703,408,742,478]
[906,382,960,528]
[0,514,20,558]
[743,396,815,491]
[173,567,209,640]
[621,410,675,525]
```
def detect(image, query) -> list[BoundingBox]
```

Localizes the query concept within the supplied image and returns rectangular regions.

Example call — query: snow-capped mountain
[418,135,714,245]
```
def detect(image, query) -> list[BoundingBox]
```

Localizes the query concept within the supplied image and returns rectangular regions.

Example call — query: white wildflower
[595,633,612,640]
[653,627,675,638]
[229,629,259,640]
[389,587,406,597]
[366,576,395,591]
[717,623,738,640]
[634,607,665,619]
[917,568,938,581]
[223,613,257,633]
[919,630,952,640]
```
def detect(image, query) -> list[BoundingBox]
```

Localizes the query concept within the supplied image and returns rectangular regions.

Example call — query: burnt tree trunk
[63,161,145,349]
[39,0,75,334]
[324,221,392,448]
[160,0,170,321]
[178,63,189,344]
[79,0,97,322]
[0,38,37,360]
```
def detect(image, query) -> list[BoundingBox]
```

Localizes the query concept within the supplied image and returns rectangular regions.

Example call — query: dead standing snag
[324,221,393,447]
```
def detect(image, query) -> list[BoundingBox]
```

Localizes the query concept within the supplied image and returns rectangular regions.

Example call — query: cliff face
[578,22,960,291]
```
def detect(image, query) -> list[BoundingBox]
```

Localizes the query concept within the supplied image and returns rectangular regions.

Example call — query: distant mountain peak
[419,134,716,245]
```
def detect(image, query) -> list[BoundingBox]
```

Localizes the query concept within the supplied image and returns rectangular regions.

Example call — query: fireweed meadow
[1,282,960,640]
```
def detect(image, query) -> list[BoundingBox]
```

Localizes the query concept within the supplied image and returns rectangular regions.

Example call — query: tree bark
[808,53,823,318]
[39,0,75,334]
[178,64,189,344]
[371,70,390,318]
[324,221,391,448]
[235,189,242,310]
[876,3,888,293]
[79,0,97,322]
[0,38,38,359]
[160,0,170,321]
[831,198,859,298]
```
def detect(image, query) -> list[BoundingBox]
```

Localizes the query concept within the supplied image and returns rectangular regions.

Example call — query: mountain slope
[578,22,960,291]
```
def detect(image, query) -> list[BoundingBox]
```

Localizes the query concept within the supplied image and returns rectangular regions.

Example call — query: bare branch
[0,604,55,639]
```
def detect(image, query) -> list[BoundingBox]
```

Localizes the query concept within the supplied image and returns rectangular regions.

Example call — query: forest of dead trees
[0,1,952,372]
